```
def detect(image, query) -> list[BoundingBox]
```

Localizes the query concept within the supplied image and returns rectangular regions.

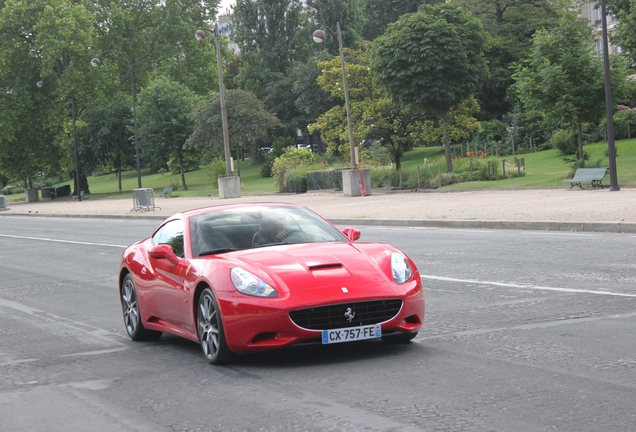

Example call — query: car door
[146,219,189,329]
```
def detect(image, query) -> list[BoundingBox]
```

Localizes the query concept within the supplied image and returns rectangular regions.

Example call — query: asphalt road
[1,217,635,431]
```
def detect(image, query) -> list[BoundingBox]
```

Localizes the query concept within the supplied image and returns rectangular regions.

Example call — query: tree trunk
[117,154,122,194]
[577,116,584,161]
[443,112,453,173]
[73,172,91,196]
[235,142,241,177]
[179,153,188,191]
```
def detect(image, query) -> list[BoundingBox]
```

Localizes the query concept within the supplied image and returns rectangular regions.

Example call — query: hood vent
[308,263,343,271]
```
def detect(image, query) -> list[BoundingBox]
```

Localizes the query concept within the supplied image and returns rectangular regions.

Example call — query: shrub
[272,148,317,192]
[359,142,392,166]
[1,184,25,195]
[549,129,577,155]
[612,109,636,140]
[206,158,227,189]
[260,152,276,178]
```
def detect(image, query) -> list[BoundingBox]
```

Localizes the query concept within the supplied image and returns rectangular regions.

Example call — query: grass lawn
[403,139,636,190]
[5,139,636,202]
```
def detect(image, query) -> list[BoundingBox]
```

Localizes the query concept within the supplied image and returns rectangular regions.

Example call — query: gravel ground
[2,187,636,224]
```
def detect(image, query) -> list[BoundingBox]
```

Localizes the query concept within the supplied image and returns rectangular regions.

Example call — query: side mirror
[342,227,361,242]
[149,244,180,265]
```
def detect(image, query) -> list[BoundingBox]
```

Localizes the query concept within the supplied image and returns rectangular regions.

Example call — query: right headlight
[230,268,279,298]
[391,252,413,284]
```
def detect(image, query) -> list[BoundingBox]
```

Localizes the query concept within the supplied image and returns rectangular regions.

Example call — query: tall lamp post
[313,23,369,197]
[600,0,619,191]
[195,23,241,198]
[37,74,82,202]
[90,51,142,189]
[312,23,356,169]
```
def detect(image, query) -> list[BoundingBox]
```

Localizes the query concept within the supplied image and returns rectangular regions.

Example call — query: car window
[189,205,348,252]
[152,220,185,257]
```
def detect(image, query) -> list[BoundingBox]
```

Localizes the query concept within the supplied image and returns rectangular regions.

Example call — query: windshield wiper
[198,248,241,256]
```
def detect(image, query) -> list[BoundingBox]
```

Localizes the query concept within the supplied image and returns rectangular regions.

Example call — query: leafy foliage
[371,4,489,172]
[512,10,630,160]
[137,76,201,190]
[187,89,283,169]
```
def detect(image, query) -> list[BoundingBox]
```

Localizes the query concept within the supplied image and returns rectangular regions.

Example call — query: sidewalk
[2,188,636,233]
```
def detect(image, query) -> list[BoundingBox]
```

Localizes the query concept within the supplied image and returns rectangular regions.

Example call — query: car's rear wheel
[197,288,233,365]
[382,332,417,344]
[121,274,162,341]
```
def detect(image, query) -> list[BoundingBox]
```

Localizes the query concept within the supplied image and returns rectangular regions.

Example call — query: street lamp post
[90,51,142,189]
[600,0,619,191]
[195,23,241,198]
[313,23,369,197]
[312,22,356,169]
[37,75,82,202]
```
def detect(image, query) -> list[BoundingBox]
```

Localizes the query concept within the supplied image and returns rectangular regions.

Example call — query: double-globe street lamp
[37,74,82,202]
[313,23,369,197]
[312,22,357,169]
[90,51,142,189]
[195,23,241,198]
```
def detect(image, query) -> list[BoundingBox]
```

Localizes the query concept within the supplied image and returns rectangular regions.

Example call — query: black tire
[121,274,162,341]
[197,288,233,365]
[381,332,418,344]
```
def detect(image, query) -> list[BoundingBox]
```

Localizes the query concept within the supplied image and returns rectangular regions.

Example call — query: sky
[218,0,235,16]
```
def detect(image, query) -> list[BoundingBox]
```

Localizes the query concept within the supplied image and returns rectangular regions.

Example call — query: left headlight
[231,268,279,298]
[391,252,413,284]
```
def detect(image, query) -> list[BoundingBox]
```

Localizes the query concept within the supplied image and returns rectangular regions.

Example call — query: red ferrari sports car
[119,203,424,364]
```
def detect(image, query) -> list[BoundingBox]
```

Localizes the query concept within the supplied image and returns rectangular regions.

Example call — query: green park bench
[159,186,173,198]
[563,167,608,190]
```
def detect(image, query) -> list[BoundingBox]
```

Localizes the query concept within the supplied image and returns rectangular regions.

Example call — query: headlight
[230,268,279,298]
[391,252,413,284]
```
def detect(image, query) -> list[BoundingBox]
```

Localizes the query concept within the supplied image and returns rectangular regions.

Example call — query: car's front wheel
[197,288,233,365]
[121,274,162,341]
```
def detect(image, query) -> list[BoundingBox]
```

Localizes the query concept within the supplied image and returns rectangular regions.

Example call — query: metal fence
[131,188,161,212]
[0,195,8,211]
[306,169,345,191]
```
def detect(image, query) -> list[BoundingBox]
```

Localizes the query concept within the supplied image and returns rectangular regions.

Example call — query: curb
[3,212,636,233]
[329,218,636,233]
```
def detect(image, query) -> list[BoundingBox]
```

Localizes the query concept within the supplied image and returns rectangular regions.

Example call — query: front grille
[289,300,403,330]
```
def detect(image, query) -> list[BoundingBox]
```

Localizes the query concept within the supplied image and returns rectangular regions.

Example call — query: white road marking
[60,348,128,357]
[421,274,636,298]
[0,233,126,248]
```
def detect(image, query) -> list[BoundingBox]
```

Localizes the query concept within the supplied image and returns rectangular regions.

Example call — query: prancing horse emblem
[344,307,355,323]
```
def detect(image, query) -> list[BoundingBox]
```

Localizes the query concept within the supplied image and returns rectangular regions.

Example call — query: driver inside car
[252,218,289,246]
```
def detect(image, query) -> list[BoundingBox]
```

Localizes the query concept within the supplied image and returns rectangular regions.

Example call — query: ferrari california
[119,203,424,364]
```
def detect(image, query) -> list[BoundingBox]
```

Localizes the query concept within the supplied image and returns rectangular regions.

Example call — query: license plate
[321,324,381,344]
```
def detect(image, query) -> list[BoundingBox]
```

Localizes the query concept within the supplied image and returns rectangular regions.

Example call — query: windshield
[189,205,348,257]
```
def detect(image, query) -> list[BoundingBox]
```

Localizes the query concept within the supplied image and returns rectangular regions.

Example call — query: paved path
[2,188,636,233]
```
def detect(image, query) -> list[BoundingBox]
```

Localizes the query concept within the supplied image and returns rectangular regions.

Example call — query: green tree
[77,95,136,193]
[309,46,477,170]
[187,89,283,176]
[455,0,561,120]
[512,11,628,160]
[359,0,436,41]
[0,0,96,190]
[307,0,362,53]
[137,77,201,190]
[232,0,312,134]
[371,4,489,172]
